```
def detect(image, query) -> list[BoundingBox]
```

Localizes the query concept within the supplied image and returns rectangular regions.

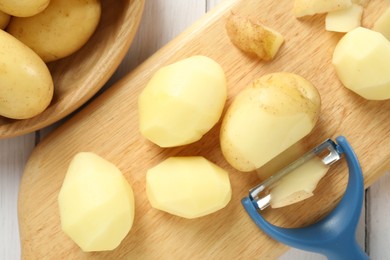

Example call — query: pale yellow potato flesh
[138,55,227,147]
[0,30,53,119]
[0,10,10,29]
[333,27,390,100]
[220,72,321,173]
[373,6,390,41]
[270,157,329,208]
[225,13,284,61]
[58,152,135,252]
[0,0,49,17]
[7,0,101,62]
[352,0,369,7]
[326,4,363,33]
[293,0,352,17]
[146,156,232,219]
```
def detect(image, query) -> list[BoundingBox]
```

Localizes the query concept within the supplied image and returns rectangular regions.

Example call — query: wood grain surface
[19,0,390,259]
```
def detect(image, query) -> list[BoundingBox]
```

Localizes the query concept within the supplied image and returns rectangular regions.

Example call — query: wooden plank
[367,173,390,259]
[18,0,390,259]
[0,135,35,260]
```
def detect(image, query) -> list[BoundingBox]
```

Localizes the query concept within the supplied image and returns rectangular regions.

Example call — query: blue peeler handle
[242,136,369,260]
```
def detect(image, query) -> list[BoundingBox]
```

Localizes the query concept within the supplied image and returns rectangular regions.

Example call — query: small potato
[146,156,232,219]
[0,0,49,17]
[373,6,390,41]
[138,55,227,147]
[220,72,321,172]
[0,10,10,29]
[225,13,284,61]
[7,0,101,62]
[0,30,53,119]
[58,152,135,252]
[333,27,390,100]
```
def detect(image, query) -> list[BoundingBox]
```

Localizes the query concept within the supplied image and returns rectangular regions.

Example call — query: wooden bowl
[0,0,144,139]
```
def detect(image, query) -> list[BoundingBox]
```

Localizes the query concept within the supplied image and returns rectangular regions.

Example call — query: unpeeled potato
[0,30,53,119]
[0,10,10,29]
[0,0,50,17]
[7,0,101,62]
[220,72,321,173]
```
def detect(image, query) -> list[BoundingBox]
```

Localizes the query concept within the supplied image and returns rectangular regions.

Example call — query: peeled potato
[7,0,101,62]
[0,10,10,29]
[225,13,284,61]
[138,55,227,147]
[0,30,53,119]
[0,0,50,17]
[333,27,390,100]
[58,152,135,252]
[146,156,232,219]
[220,72,321,172]
[270,157,329,208]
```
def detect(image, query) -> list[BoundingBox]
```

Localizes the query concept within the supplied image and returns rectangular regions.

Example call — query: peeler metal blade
[249,139,343,210]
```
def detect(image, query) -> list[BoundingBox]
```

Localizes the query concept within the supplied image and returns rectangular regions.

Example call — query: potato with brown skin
[220,72,321,172]
[225,13,284,61]
[7,0,101,62]
[0,10,10,29]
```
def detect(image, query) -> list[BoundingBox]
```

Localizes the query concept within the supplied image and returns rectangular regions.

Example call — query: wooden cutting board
[19,0,390,259]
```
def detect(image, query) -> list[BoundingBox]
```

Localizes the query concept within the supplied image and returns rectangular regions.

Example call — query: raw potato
[325,4,363,33]
[270,157,329,208]
[0,30,53,119]
[293,0,352,17]
[373,6,390,41]
[146,157,232,219]
[225,13,284,61]
[7,0,101,62]
[0,0,50,17]
[220,72,321,172]
[333,27,390,100]
[58,152,135,252]
[138,55,227,147]
[0,10,10,29]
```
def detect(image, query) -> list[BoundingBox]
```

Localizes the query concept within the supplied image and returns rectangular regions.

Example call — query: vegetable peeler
[242,136,369,260]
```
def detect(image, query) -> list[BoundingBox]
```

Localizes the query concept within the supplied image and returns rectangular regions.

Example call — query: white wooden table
[1,1,389,259]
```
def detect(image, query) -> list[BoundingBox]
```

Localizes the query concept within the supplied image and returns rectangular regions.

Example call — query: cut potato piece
[326,4,363,33]
[293,0,352,18]
[58,152,135,252]
[373,6,390,41]
[333,27,390,100]
[270,157,329,208]
[138,55,227,147]
[146,156,231,219]
[225,13,284,61]
[220,72,321,172]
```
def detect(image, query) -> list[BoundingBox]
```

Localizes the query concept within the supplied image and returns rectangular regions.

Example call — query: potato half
[220,72,321,172]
